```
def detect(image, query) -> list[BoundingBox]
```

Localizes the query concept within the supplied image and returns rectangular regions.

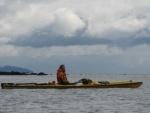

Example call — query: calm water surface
[0,74,149,113]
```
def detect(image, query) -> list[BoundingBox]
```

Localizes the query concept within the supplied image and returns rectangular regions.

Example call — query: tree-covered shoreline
[0,71,48,75]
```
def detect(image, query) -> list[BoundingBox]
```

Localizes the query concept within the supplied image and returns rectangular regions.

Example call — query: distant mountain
[0,66,33,73]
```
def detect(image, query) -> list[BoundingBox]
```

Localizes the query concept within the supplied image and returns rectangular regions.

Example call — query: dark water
[0,74,149,113]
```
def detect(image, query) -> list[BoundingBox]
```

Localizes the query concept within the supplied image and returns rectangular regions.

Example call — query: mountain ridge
[0,66,33,73]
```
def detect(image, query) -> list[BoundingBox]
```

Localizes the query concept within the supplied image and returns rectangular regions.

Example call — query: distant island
[0,71,48,75]
[0,66,33,73]
[0,66,48,75]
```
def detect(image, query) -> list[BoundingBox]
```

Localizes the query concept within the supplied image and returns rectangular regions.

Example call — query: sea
[0,74,149,113]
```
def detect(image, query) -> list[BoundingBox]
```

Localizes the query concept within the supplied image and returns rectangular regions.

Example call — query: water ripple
[0,74,149,113]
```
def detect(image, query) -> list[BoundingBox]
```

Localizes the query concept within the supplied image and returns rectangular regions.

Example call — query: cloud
[1,43,150,68]
[0,44,122,58]
[1,0,150,56]
[49,8,85,37]
[0,45,21,57]
[0,0,150,43]
[1,0,150,73]
[1,43,150,73]
[0,1,54,37]
[0,37,11,44]
[9,32,150,49]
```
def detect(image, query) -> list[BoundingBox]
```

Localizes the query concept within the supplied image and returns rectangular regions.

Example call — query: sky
[0,0,150,74]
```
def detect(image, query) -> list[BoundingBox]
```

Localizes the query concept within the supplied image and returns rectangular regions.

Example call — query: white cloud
[0,3,54,37]
[49,8,85,37]
[82,1,150,39]
[0,0,150,41]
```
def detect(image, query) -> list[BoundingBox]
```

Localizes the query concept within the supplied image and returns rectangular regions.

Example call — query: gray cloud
[1,0,149,49]
[1,0,150,73]
[9,26,150,49]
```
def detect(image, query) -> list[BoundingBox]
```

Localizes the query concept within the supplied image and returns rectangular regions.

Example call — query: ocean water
[0,74,149,113]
